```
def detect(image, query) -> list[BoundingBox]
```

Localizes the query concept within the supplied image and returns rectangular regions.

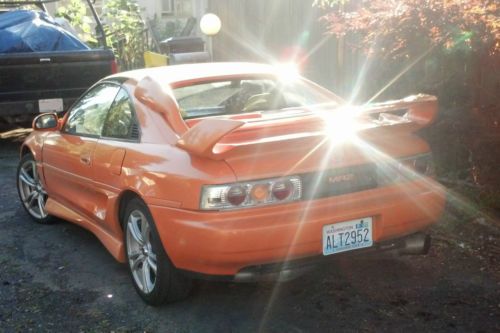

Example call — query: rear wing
[365,94,438,127]
[177,118,244,158]
[176,94,438,160]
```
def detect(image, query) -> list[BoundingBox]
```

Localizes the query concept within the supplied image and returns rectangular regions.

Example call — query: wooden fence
[207,0,365,99]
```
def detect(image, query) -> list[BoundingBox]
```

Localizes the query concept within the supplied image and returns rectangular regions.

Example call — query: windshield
[172,78,341,119]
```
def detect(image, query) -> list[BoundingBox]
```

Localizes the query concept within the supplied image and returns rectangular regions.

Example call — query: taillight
[377,153,435,186]
[200,176,302,210]
[250,184,270,203]
[272,180,293,200]
[111,59,119,74]
[227,185,247,206]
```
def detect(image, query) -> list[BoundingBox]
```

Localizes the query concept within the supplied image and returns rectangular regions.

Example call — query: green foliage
[102,0,146,70]
[55,0,96,44]
[56,0,147,70]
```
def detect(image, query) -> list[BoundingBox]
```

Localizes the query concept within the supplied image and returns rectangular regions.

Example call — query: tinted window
[102,88,136,139]
[64,83,120,136]
[172,78,340,119]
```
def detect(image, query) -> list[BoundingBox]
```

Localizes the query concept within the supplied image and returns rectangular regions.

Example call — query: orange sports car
[18,62,445,305]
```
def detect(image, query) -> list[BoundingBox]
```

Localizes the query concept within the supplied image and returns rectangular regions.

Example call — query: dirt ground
[0,135,499,332]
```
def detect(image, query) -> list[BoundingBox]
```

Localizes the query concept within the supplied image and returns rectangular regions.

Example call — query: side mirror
[33,113,59,131]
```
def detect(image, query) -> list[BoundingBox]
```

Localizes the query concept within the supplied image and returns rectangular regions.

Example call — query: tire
[17,153,53,224]
[123,198,192,305]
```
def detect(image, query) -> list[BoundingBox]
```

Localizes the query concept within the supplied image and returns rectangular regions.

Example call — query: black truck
[0,0,116,125]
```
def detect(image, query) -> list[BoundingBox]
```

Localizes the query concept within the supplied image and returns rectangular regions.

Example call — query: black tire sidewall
[123,198,190,305]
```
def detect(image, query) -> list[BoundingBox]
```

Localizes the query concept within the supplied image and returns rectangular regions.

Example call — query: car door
[91,87,141,231]
[42,82,120,219]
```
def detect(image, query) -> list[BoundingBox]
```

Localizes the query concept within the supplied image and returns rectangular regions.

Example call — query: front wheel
[124,198,192,305]
[17,154,53,224]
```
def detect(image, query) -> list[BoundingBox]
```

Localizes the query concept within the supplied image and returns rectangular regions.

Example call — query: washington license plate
[323,217,373,255]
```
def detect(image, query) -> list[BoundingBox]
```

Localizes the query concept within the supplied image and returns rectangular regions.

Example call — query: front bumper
[148,179,446,277]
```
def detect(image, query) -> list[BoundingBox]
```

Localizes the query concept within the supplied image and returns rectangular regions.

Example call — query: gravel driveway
[0,137,499,332]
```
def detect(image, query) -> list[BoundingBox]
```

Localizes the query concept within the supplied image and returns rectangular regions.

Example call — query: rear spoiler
[176,94,438,160]
[176,118,244,159]
[364,94,438,127]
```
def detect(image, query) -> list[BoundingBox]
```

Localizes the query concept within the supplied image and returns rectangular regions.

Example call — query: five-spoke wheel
[17,154,52,224]
[126,209,159,294]
[124,198,192,305]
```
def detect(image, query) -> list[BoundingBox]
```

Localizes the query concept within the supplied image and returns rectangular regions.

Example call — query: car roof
[108,62,280,86]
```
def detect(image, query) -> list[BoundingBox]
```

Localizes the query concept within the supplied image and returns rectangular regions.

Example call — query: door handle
[80,155,91,165]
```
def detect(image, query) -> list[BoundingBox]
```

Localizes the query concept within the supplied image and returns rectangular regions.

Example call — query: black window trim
[61,81,121,139]
[61,80,141,142]
[100,86,142,143]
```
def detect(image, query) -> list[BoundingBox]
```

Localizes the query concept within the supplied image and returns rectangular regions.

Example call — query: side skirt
[45,198,125,263]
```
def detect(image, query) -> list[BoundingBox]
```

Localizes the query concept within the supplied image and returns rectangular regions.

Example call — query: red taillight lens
[201,176,302,210]
[227,185,247,206]
[272,180,293,200]
[111,59,119,74]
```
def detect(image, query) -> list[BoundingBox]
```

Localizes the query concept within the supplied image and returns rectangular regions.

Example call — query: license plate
[38,98,63,113]
[323,217,373,255]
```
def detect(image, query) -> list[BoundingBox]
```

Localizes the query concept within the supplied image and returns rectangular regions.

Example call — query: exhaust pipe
[234,266,313,283]
[399,233,431,255]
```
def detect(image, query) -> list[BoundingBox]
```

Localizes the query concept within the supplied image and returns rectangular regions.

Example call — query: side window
[63,83,120,136]
[102,88,137,140]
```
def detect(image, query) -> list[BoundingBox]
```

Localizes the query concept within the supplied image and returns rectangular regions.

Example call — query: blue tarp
[0,10,89,53]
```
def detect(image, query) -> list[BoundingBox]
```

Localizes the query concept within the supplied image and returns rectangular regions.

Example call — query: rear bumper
[181,232,431,282]
[148,179,446,277]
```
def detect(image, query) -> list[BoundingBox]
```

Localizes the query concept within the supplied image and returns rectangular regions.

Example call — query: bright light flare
[274,62,301,83]
[320,106,363,143]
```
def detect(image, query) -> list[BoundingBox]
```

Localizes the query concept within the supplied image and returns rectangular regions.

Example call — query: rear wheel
[124,198,192,305]
[17,154,53,224]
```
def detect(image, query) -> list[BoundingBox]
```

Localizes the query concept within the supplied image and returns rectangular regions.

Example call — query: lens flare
[320,106,363,143]
[274,62,300,82]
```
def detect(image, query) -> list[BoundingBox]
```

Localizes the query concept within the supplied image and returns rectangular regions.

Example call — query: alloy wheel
[18,158,48,219]
[126,210,158,294]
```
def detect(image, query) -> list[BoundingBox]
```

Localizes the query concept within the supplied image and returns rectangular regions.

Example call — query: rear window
[172,78,340,119]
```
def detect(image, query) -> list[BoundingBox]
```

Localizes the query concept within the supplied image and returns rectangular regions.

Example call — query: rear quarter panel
[118,143,237,209]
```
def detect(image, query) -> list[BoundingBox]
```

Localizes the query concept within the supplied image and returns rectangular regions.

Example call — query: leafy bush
[314,0,499,109]
[101,0,146,70]
[55,0,96,44]
[56,0,147,70]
